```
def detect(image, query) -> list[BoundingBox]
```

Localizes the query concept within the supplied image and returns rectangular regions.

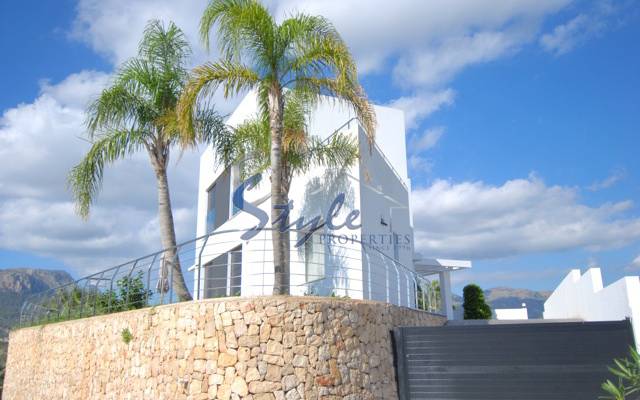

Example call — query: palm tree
[178,0,375,294]
[68,20,226,301]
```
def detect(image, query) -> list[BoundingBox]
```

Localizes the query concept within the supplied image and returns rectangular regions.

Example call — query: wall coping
[12,295,444,336]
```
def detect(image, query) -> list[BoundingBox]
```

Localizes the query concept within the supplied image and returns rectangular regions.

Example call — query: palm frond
[279,14,338,45]
[86,82,155,138]
[295,76,376,145]
[178,60,259,145]
[193,108,229,146]
[279,14,351,79]
[139,20,191,72]
[271,13,376,144]
[304,132,358,171]
[220,116,271,177]
[68,130,147,218]
[282,89,311,154]
[200,0,276,66]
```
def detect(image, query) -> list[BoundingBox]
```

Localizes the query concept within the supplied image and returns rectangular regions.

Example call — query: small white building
[544,268,640,347]
[495,304,529,320]
[191,91,469,317]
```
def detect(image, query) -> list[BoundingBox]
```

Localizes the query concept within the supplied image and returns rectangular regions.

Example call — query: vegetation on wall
[121,328,133,345]
[417,280,441,313]
[462,284,492,320]
[602,347,640,400]
[32,272,152,326]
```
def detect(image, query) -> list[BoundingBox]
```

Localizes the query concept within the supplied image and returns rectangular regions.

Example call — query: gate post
[392,327,410,400]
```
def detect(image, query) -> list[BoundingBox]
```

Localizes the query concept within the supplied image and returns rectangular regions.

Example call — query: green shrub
[462,284,491,320]
[32,271,152,326]
[116,272,152,311]
[121,328,133,345]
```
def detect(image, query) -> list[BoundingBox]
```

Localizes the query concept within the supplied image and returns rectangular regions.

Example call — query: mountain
[485,287,552,319]
[0,268,73,393]
[0,268,74,329]
[453,287,552,320]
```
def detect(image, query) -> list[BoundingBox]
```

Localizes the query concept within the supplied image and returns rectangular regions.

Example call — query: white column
[439,270,454,320]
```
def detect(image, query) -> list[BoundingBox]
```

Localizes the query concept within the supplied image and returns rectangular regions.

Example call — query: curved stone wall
[3,296,444,399]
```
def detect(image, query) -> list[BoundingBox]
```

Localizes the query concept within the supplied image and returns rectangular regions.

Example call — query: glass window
[204,252,227,298]
[206,168,231,232]
[206,184,216,233]
[229,246,242,296]
[305,232,325,284]
[232,164,242,216]
[204,246,242,298]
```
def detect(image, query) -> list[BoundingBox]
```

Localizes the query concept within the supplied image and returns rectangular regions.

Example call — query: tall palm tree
[216,91,359,285]
[179,0,375,294]
[69,20,226,301]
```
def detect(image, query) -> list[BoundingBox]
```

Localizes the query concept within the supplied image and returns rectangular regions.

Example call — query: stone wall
[3,296,444,400]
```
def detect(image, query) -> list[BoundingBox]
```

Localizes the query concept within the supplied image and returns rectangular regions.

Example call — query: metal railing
[18,228,443,327]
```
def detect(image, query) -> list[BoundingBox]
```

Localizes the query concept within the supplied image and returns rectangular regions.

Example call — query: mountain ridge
[0,268,73,395]
[0,268,74,328]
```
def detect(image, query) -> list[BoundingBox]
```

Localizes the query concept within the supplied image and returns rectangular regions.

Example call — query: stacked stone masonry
[3,296,444,399]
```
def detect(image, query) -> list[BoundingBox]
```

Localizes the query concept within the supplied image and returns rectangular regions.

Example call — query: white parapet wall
[544,268,640,347]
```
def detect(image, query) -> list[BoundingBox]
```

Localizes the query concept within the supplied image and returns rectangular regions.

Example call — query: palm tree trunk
[281,174,292,294]
[268,85,289,295]
[150,150,192,301]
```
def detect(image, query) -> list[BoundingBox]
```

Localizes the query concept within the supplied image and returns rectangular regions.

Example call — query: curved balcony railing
[18,228,443,327]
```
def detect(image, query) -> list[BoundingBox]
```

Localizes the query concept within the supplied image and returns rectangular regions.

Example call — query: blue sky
[0,0,639,294]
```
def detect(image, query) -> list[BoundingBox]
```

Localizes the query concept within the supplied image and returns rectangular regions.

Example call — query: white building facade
[192,91,468,316]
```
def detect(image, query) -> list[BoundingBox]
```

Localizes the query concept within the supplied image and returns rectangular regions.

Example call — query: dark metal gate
[393,320,635,400]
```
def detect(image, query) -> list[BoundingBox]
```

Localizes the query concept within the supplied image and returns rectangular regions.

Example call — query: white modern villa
[191,91,470,318]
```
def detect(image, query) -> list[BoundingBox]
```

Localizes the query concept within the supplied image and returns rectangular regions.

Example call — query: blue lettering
[234,174,269,241]
[231,176,364,245]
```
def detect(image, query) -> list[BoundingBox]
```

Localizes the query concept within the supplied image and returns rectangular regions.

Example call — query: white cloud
[393,28,533,88]
[72,0,210,66]
[412,127,445,152]
[71,0,243,115]
[412,174,640,259]
[39,71,112,109]
[69,0,581,93]
[540,14,591,55]
[625,255,640,271]
[387,90,455,129]
[587,168,626,191]
[540,1,621,56]
[451,267,566,288]
[408,155,434,175]
[273,0,572,84]
[0,72,202,274]
[587,256,599,268]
